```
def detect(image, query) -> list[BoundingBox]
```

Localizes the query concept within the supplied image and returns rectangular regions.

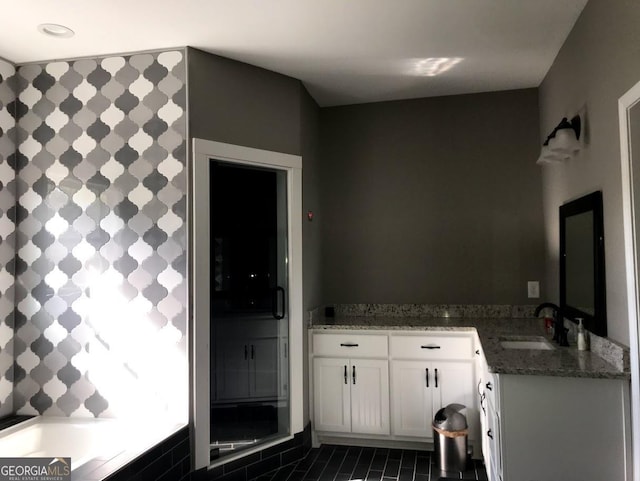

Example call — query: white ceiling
[2,0,587,106]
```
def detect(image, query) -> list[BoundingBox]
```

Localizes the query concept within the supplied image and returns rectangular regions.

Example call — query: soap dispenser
[577,318,588,351]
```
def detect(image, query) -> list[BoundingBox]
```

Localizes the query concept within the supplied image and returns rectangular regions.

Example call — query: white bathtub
[0,417,184,477]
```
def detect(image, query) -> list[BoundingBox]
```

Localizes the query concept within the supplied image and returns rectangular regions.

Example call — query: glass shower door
[208,160,289,459]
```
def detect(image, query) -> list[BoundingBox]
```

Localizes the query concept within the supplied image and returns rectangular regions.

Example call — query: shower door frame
[192,138,303,470]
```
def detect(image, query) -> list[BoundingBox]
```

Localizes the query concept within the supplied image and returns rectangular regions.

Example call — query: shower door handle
[272,286,285,320]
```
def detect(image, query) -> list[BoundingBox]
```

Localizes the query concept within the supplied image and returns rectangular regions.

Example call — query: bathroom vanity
[312,330,476,442]
[309,318,631,481]
[476,334,630,481]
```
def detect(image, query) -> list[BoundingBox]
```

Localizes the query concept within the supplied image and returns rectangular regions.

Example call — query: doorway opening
[209,161,289,459]
[192,139,303,471]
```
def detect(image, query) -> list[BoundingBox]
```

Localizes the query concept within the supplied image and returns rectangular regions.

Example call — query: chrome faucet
[534,302,569,347]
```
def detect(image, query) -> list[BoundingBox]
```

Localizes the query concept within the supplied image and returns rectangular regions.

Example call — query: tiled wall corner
[12,50,188,420]
[69,426,191,481]
[0,58,16,418]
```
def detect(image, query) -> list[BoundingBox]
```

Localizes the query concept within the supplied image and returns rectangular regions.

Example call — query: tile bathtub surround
[333,304,538,319]
[0,58,16,418]
[12,50,188,419]
[0,414,34,431]
[70,426,190,481]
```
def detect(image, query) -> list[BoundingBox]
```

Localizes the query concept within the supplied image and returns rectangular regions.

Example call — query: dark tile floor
[255,445,487,481]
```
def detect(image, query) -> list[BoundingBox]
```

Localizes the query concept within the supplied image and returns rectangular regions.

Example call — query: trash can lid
[433,403,467,431]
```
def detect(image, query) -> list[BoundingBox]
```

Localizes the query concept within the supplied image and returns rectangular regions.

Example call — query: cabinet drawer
[390,334,473,360]
[313,333,388,358]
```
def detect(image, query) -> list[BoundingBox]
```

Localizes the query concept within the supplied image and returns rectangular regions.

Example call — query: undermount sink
[500,336,555,350]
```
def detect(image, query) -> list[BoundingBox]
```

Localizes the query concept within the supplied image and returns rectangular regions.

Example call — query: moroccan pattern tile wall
[12,50,187,419]
[0,59,16,418]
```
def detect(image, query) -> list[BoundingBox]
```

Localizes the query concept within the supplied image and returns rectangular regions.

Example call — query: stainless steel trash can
[432,403,468,472]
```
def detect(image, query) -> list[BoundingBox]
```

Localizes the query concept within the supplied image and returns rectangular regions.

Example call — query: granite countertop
[311,317,629,380]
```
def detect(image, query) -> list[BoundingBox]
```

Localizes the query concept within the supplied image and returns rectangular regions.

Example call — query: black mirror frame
[559,190,607,337]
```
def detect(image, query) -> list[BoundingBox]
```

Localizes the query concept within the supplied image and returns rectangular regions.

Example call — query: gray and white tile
[13,50,187,419]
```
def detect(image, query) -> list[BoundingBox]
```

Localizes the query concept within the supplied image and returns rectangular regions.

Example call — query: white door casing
[620,79,640,481]
[192,138,303,470]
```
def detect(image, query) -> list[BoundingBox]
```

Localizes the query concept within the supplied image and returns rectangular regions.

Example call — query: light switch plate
[527,281,540,298]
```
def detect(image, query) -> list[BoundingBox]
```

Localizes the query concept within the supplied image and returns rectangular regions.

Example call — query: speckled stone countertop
[311,317,629,380]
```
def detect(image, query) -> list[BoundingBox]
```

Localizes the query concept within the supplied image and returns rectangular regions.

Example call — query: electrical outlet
[527,281,540,298]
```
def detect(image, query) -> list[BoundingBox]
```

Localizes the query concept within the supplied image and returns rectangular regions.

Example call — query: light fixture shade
[536,145,570,165]
[536,115,581,166]
[549,128,580,155]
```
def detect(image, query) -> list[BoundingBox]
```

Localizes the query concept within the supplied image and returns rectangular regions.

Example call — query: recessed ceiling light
[37,23,74,38]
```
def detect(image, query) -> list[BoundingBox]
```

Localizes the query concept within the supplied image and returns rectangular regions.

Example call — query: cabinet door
[432,361,474,412]
[486,403,502,481]
[215,340,250,400]
[313,357,351,432]
[391,360,433,438]
[250,337,279,398]
[350,359,390,435]
[432,361,477,443]
[479,390,490,464]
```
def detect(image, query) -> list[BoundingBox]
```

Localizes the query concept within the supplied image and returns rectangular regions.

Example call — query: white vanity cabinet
[389,333,476,442]
[477,369,631,481]
[477,359,501,481]
[311,329,478,447]
[312,333,390,435]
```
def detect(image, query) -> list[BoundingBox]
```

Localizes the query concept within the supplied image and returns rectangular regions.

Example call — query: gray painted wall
[319,89,544,305]
[539,0,640,345]
[187,48,301,156]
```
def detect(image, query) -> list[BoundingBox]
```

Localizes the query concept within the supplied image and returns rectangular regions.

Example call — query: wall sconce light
[536,115,581,164]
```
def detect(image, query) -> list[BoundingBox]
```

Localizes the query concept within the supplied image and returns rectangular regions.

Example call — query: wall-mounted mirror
[559,191,607,336]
